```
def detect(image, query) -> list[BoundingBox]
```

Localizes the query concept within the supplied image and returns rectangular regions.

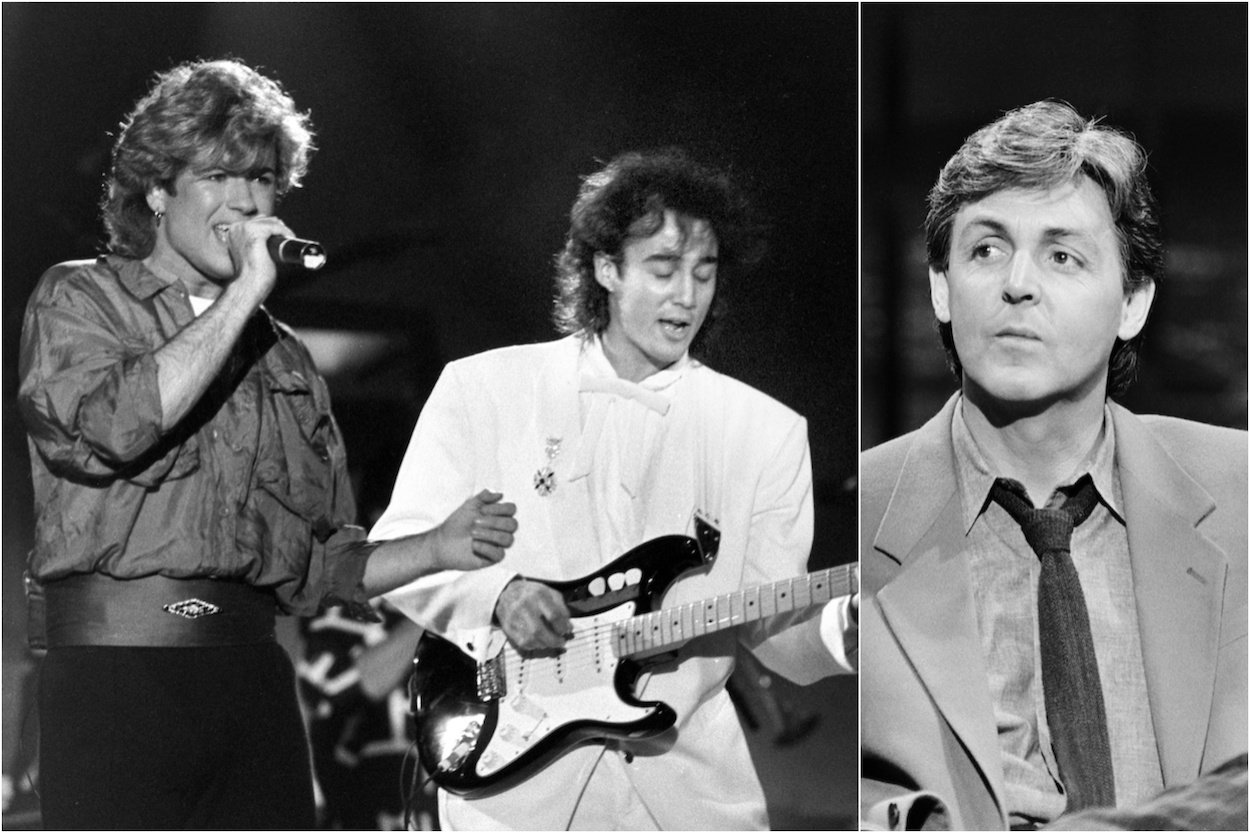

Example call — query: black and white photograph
[4,3,1247,832]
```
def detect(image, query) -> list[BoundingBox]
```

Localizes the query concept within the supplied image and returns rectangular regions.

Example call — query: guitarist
[369,149,857,830]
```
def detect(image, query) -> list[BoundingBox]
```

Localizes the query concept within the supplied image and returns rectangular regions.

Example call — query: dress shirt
[18,256,371,617]
[950,399,1163,825]
[574,338,689,547]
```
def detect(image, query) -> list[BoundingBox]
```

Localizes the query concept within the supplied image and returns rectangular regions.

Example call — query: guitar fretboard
[613,562,858,658]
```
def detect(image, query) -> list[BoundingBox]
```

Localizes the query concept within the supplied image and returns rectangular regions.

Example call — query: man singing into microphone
[17,58,518,829]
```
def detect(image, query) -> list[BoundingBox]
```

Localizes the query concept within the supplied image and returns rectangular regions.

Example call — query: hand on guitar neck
[494,578,574,652]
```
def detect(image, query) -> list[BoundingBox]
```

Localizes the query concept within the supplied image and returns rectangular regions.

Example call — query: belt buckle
[163,598,221,619]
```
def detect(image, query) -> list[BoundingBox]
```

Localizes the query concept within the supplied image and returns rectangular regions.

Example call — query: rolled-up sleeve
[296,525,379,621]
[18,267,187,486]
[264,354,377,619]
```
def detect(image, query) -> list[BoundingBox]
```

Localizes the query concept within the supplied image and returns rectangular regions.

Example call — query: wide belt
[43,573,277,648]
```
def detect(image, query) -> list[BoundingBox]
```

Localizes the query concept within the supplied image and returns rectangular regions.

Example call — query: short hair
[552,149,764,355]
[101,59,315,258]
[924,100,1163,398]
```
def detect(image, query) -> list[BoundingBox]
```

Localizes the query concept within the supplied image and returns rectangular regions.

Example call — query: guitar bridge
[476,652,506,701]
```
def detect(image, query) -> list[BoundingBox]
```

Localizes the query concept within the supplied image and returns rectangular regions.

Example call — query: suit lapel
[1111,404,1227,784]
[872,395,1009,818]
[873,398,1229,810]
[532,336,604,575]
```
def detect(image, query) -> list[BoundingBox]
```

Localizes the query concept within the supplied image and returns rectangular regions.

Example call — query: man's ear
[929,268,952,323]
[1118,279,1156,341]
[593,252,618,292]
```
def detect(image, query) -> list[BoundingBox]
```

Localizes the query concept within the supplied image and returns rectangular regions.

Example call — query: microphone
[267,236,327,270]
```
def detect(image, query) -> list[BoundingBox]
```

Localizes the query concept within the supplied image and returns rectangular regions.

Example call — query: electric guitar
[409,519,858,797]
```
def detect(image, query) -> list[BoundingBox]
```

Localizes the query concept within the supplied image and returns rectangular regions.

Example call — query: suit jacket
[860,393,1247,831]
[372,335,838,830]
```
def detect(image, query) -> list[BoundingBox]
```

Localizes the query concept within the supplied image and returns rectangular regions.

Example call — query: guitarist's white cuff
[383,563,518,663]
[453,622,509,663]
[822,597,858,672]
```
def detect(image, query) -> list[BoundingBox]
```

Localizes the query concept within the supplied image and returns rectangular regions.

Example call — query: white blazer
[372,335,839,830]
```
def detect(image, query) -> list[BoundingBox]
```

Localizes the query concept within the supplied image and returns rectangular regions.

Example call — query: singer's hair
[924,100,1162,398]
[101,58,315,258]
[552,149,764,354]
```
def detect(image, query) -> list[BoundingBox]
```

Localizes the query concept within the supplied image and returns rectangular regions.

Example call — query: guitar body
[411,526,719,797]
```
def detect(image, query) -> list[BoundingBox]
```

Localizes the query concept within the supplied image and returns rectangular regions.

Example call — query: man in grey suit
[860,101,1247,830]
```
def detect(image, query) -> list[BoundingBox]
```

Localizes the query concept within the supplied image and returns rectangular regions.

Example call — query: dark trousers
[39,642,316,830]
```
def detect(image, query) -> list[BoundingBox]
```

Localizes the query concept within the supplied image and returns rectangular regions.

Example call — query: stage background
[2,4,858,829]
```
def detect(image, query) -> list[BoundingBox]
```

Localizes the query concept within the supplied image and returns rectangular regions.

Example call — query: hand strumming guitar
[494,577,573,652]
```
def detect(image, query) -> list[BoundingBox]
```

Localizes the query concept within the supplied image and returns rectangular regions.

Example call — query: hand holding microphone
[220,220,324,308]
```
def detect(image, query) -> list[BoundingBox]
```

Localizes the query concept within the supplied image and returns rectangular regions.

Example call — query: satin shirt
[18,256,371,617]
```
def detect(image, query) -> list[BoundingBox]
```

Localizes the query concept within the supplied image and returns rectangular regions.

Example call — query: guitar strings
[496,567,854,678]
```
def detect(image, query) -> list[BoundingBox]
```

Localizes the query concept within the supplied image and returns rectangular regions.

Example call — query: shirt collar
[579,333,691,394]
[111,255,181,302]
[951,394,1122,534]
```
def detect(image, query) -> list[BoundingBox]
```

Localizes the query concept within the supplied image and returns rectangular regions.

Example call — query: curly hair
[101,58,315,258]
[924,100,1163,398]
[552,149,764,355]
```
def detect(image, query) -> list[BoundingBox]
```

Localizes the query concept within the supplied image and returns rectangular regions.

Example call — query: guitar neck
[614,562,858,658]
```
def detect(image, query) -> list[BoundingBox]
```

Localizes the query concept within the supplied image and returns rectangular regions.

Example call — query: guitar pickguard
[473,601,653,778]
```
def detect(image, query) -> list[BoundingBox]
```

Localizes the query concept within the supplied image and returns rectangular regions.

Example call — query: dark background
[1,3,858,829]
[862,3,1248,449]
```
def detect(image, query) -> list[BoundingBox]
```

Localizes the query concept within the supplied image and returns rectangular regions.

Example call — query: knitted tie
[990,474,1116,812]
